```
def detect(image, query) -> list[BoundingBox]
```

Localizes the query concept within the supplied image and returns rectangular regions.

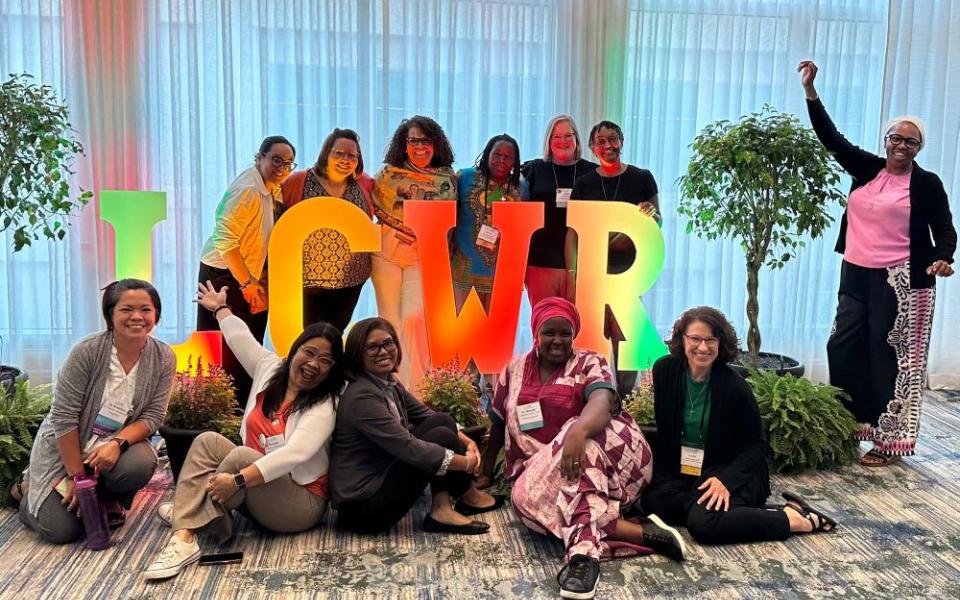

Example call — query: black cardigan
[650,355,770,503]
[807,98,956,289]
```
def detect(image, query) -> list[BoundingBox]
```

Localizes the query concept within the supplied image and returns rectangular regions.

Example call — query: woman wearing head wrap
[799,61,956,466]
[478,298,680,600]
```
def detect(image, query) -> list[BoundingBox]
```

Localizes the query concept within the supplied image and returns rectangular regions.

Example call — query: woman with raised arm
[799,60,955,465]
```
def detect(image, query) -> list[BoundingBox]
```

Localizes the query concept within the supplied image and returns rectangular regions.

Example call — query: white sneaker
[143,535,201,580]
[157,501,174,527]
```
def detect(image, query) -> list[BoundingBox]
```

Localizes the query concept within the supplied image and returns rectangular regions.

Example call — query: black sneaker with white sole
[643,514,686,561]
[557,553,601,599]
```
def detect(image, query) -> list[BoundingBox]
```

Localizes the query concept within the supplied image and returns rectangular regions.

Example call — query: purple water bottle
[74,475,111,550]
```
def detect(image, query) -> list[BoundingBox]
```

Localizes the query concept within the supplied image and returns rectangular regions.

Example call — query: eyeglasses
[269,155,297,171]
[591,135,621,148]
[406,137,434,147]
[885,134,921,149]
[299,347,334,367]
[331,149,360,162]
[684,334,719,348]
[489,151,514,165]
[550,133,576,143]
[364,338,397,356]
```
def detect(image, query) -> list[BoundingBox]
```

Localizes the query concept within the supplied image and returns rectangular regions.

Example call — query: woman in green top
[641,306,836,545]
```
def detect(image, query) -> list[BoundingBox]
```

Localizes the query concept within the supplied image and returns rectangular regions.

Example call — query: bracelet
[211,304,230,316]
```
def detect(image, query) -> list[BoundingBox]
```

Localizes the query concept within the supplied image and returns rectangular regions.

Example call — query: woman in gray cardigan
[10,279,176,544]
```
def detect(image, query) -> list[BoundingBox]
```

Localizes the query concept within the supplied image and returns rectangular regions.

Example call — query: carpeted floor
[1,392,959,599]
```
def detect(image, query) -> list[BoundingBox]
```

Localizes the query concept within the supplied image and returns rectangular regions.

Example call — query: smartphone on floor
[198,552,243,566]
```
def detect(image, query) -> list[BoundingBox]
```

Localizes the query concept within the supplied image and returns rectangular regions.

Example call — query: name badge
[680,445,705,477]
[476,224,500,251]
[556,188,572,208]
[92,395,130,437]
[259,433,285,454]
[517,401,544,431]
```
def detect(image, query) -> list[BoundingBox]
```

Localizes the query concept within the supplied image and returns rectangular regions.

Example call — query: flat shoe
[422,514,490,535]
[454,495,506,516]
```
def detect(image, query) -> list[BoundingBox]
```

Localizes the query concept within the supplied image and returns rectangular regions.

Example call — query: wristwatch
[233,472,247,489]
[112,437,130,453]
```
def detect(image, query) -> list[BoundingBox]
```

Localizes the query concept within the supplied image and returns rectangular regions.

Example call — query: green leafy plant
[419,360,486,428]
[623,381,655,426]
[0,381,52,501]
[677,106,846,366]
[165,357,237,431]
[747,369,858,473]
[0,73,92,251]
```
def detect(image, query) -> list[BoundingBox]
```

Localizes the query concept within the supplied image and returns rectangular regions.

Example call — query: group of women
[6,61,954,600]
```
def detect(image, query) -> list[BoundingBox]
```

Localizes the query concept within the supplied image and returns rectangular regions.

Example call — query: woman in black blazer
[641,307,836,545]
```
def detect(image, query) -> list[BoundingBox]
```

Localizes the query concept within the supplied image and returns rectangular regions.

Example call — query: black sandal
[782,491,837,533]
[5,474,24,510]
[860,448,900,467]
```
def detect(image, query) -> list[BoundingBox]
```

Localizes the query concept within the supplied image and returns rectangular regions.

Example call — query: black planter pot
[159,425,213,482]
[639,424,658,452]
[461,424,488,447]
[0,365,28,396]
[730,352,805,378]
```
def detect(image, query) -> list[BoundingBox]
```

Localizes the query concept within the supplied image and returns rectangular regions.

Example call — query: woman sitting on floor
[329,317,499,535]
[12,279,175,545]
[478,297,681,600]
[143,281,345,580]
[641,306,837,547]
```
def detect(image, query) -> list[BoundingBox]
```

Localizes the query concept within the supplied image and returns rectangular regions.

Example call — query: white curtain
[883,0,960,389]
[3,0,956,387]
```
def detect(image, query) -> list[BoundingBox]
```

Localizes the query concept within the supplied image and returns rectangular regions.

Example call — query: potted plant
[623,380,656,447]
[747,369,858,473]
[0,380,52,504]
[1,73,93,386]
[678,105,846,373]
[160,357,240,481]
[419,360,488,447]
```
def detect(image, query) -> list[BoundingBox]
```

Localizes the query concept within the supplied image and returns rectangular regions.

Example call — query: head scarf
[530,297,581,346]
[883,116,926,150]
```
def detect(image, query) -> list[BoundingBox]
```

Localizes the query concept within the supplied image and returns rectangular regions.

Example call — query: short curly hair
[382,115,455,169]
[666,306,740,365]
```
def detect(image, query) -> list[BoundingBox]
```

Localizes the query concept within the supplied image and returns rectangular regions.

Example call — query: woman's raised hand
[196,280,228,312]
[797,60,819,99]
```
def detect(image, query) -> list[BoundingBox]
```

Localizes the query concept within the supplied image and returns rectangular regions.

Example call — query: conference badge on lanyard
[555,187,572,208]
[476,224,500,251]
[680,445,705,477]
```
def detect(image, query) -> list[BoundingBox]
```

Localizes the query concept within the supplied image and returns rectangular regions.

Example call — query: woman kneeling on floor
[143,281,345,580]
[641,306,837,548]
[11,279,175,544]
[478,297,681,600]
[330,317,499,535]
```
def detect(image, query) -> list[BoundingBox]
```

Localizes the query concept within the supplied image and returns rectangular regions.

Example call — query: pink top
[844,169,911,268]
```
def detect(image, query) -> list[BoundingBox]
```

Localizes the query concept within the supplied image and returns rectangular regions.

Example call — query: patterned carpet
[1,392,959,599]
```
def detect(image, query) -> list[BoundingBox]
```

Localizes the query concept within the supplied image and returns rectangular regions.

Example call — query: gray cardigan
[26,331,176,516]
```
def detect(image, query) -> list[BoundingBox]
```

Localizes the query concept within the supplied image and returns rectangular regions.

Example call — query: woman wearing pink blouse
[800,60,956,466]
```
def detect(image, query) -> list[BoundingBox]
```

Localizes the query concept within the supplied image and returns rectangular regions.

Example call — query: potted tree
[623,379,656,448]
[678,105,846,373]
[160,357,240,481]
[1,73,92,384]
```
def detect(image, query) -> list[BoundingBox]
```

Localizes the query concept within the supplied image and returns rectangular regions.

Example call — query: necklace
[600,172,622,201]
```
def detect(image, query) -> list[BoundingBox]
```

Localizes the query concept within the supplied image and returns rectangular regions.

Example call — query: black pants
[827,261,900,426]
[641,475,790,545]
[303,283,365,333]
[336,413,471,534]
[197,262,268,408]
